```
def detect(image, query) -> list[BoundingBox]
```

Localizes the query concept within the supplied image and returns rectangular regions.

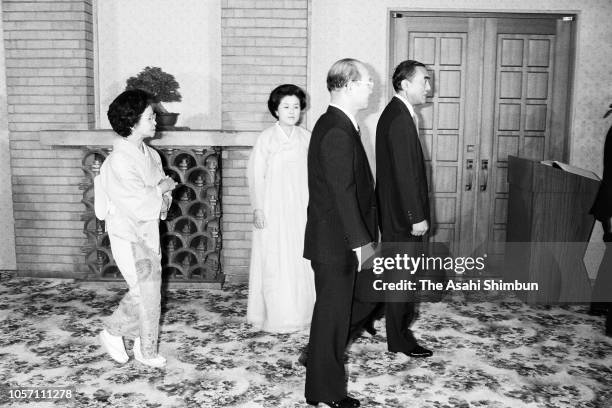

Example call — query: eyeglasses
[351,79,374,88]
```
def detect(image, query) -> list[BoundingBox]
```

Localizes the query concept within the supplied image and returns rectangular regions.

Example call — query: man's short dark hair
[392,60,426,92]
[326,58,363,92]
[107,89,156,137]
[267,84,307,119]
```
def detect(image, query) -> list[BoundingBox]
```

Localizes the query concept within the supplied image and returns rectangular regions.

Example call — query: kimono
[95,137,169,358]
[246,123,316,333]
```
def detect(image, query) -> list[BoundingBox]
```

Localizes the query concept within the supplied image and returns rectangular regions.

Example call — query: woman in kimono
[96,89,176,367]
[246,84,316,333]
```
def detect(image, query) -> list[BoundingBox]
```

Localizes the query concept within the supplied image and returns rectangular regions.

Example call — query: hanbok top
[248,122,310,211]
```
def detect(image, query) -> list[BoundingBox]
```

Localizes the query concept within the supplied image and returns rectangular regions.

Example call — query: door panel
[484,31,557,261]
[408,31,468,255]
[392,13,574,260]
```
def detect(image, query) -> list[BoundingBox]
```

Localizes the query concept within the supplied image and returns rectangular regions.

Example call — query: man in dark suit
[375,60,434,358]
[589,106,612,337]
[303,58,378,408]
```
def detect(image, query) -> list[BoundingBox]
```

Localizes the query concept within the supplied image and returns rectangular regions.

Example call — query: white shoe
[99,329,129,364]
[133,337,166,368]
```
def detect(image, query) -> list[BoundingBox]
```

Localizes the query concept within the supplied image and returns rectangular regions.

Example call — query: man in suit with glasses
[303,58,378,408]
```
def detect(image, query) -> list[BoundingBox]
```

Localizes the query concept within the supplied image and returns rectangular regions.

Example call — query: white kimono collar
[112,137,146,160]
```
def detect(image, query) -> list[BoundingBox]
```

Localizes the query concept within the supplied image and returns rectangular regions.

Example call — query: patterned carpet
[0,271,611,408]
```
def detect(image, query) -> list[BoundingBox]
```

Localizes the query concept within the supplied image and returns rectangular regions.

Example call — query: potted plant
[125,66,182,128]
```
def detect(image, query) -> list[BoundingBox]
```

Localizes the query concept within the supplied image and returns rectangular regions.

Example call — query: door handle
[465,159,474,191]
[480,159,489,191]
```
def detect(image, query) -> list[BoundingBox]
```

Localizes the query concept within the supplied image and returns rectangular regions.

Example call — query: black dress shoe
[391,344,433,358]
[298,350,308,367]
[588,307,608,316]
[363,320,377,336]
[407,344,433,358]
[589,303,609,316]
[306,396,360,407]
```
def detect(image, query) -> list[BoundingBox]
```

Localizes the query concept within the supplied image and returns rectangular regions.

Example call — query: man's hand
[253,209,265,229]
[411,220,429,236]
[353,242,376,272]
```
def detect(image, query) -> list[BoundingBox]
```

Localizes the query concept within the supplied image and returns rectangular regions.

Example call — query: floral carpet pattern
[0,271,611,408]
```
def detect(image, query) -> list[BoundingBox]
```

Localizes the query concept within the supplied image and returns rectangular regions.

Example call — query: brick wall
[2,0,94,277]
[1,0,310,282]
[220,0,309,282]
[221,147,252,281]
[221,0,308,131]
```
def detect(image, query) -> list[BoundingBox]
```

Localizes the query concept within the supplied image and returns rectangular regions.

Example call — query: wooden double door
[391,13,575,264]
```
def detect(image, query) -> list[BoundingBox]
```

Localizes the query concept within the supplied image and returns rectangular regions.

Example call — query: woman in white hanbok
[247,84,316,333]
[95,90,176,367]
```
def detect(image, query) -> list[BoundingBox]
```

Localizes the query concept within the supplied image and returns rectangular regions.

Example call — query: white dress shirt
[394,94,419,133]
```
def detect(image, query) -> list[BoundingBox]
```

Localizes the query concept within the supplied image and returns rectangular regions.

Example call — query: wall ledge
[39,129,260,147]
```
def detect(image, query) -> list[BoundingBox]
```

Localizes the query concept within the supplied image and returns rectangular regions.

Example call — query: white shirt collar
[394,94,417,119]
[329,103,360,132]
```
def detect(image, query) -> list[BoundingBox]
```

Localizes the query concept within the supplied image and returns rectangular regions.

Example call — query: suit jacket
[376,96,430,240]
[304,106,378,264]
[591,124,612,222]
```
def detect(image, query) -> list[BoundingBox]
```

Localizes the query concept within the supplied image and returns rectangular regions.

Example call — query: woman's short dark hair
[107,89,156,137]
[267,84,307,119]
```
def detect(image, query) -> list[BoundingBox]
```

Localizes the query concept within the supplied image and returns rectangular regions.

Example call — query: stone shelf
[39,129,259,147]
